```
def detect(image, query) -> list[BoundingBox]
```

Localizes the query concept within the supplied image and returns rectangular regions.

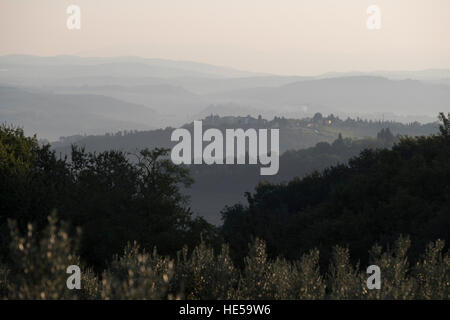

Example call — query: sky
[1,0,449,75]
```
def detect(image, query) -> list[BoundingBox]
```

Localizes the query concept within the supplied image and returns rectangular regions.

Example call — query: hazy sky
[1,0,449,75]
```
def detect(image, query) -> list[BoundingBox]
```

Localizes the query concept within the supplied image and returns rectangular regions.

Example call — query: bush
[296,249,326,299]
[4,212,98,299]
[1,215,449,300]
[174,241,238,300]
[101,242,175,300]
[413,239,450,299]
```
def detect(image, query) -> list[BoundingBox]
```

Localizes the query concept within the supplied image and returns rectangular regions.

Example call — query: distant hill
[0,55,264,83]
[209,76,450,117]
[0,86,157,140]
[185,132,397,224]
[52,114,439,154]
[54,84,208,119]
[1,55,449,139]
[317,69,450,83]
[51,114,439,224]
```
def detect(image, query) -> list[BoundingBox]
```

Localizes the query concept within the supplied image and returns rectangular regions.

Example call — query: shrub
[413,239,450,299]
[365,236,415,299]
[4,212,98,299]
[101,242,175,300]
[328,246,364,300]
[1,216,449,300]
[237,239,299,299]
[174,242,238,300]
[296,249,326,299]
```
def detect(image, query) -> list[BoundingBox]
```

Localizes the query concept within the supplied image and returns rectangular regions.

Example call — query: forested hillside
[222,113,450,268]
[52,114,438,154]
[51,114,439,224]
[0,113,448,299]
[186,127,399,223]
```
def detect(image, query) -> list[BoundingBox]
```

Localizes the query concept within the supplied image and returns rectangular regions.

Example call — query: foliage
[222,113,450,268]
[1,216,448,299]
[3,212,99,299]
[174,242,238,300]
[101,242,175,300]
[0,127,217,270]
[438,112,450,137]
[1,114,449,300]
[0,125,70,257]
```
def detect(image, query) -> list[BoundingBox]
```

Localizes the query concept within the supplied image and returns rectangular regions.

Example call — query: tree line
[0,113,449,299]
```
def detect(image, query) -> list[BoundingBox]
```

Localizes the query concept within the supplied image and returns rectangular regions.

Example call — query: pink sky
[1,0,449,75]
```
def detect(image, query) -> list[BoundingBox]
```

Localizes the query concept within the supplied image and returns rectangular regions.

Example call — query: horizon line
[1,53,450,79]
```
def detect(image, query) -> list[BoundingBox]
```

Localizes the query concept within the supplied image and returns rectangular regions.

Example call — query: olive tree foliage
[1,217,448,300]
[101,242,175,300]
[2,212,99,300]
